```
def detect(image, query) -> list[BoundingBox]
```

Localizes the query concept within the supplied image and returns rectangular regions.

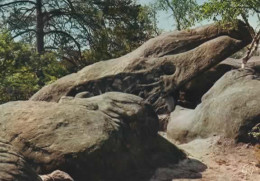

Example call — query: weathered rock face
[0,139,42,181]
[0,92,185,180]
[30,21,252,114]
[178,56,260,108]
[167,69,260,143]
[223,56,260,71]
[177,65,233,108]
[40,170,74,181]
[166,106,195,143]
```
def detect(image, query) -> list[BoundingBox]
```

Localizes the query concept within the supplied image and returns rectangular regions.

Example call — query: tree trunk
[35,0,45,86]
[36,0,44,54]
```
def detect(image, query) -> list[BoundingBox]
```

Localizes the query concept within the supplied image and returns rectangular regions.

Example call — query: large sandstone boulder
[0,92,185,180]
[178,56,260,108]
[167,69,260,143]
[30,21,252,115]
[0,139,42,181]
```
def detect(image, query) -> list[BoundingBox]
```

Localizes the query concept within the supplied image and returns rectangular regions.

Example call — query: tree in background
[0,0,157,103]
[199,0,260,67]
[79,1,157,69]
[153,0,259,67]
[0,0,156,70]
[0,0,98,54]
[155,0,199,30]
[0,31,68,103]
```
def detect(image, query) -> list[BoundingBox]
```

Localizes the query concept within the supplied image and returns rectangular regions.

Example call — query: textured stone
[178,56,260,108]
[0,139,42,181]
[167,69,260,143]
[40,170,74,181]
[0,92,185,180]
[30,21,252,115]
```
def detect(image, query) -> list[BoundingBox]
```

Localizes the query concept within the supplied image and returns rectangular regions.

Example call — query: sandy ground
[39,133,260,181]
[150,133,260,181]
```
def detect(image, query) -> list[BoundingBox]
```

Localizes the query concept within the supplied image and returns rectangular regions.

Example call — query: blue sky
[138,0,259,31]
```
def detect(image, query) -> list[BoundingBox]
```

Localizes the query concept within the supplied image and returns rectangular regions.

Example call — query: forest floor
[150,133,260,181]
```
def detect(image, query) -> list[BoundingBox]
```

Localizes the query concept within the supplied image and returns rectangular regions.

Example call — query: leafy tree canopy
[153,0,259,30]
[0,31,68,103]
[152,0,259,66]
[0,0,156,70]
[199,0,260,29]
[198,0,260,66]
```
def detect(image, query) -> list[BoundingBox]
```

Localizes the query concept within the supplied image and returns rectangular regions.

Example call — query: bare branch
[242,29,260,68]
[162,0,181,30]
[0,1,36,8]
[12,29,36,39]
[62,55,79,68]
[44,46,58,50]
[248,5,260,13]
[45,30,81,54]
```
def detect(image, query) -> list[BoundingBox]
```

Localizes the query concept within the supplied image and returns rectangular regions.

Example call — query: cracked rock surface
[0,92,185,181]
[30,21,252,115]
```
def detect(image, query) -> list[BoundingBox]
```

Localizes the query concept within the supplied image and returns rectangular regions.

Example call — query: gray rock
[30,21,252,115]
[0,92,185,180]
[0,139,42,181]
[178,56,260,108]
[74,91,92,98]
[167,106,195,143]
[40,170,74,181]
[167,69,260,143]
[222,56,260,71]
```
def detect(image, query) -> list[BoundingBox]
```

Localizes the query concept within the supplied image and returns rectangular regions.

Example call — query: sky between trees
[139,0,259,30]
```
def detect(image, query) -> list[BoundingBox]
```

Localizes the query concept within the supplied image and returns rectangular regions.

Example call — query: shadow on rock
[149,158,207,181]
[124,135,206,181]
[0,92,186,181]
[168,69,260,144]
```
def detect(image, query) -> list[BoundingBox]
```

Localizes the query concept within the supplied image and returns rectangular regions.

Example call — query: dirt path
[150,134,260,181]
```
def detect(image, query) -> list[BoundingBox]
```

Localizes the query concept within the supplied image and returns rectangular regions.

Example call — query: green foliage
[0,0,158,103]
[155,0,199,30]
[61,2,159,71]
[78,1,157,68]
[0,0,157,70]
[199,0,260,28]
[198,1,260,63]
[153,0,259,31]
[0,31,68,104]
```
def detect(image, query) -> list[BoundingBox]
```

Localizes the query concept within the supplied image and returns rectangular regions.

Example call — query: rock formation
[0,139,42,181]
[178,56,260,108]
[167,69,260,143]
[30,21,252,115]
[0,21,257,181]
[0,92,185,180]
[40,170,74,181]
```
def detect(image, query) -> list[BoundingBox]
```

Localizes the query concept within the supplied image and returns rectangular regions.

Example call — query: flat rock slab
[0,92,185,180]
[167,69,260,143]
